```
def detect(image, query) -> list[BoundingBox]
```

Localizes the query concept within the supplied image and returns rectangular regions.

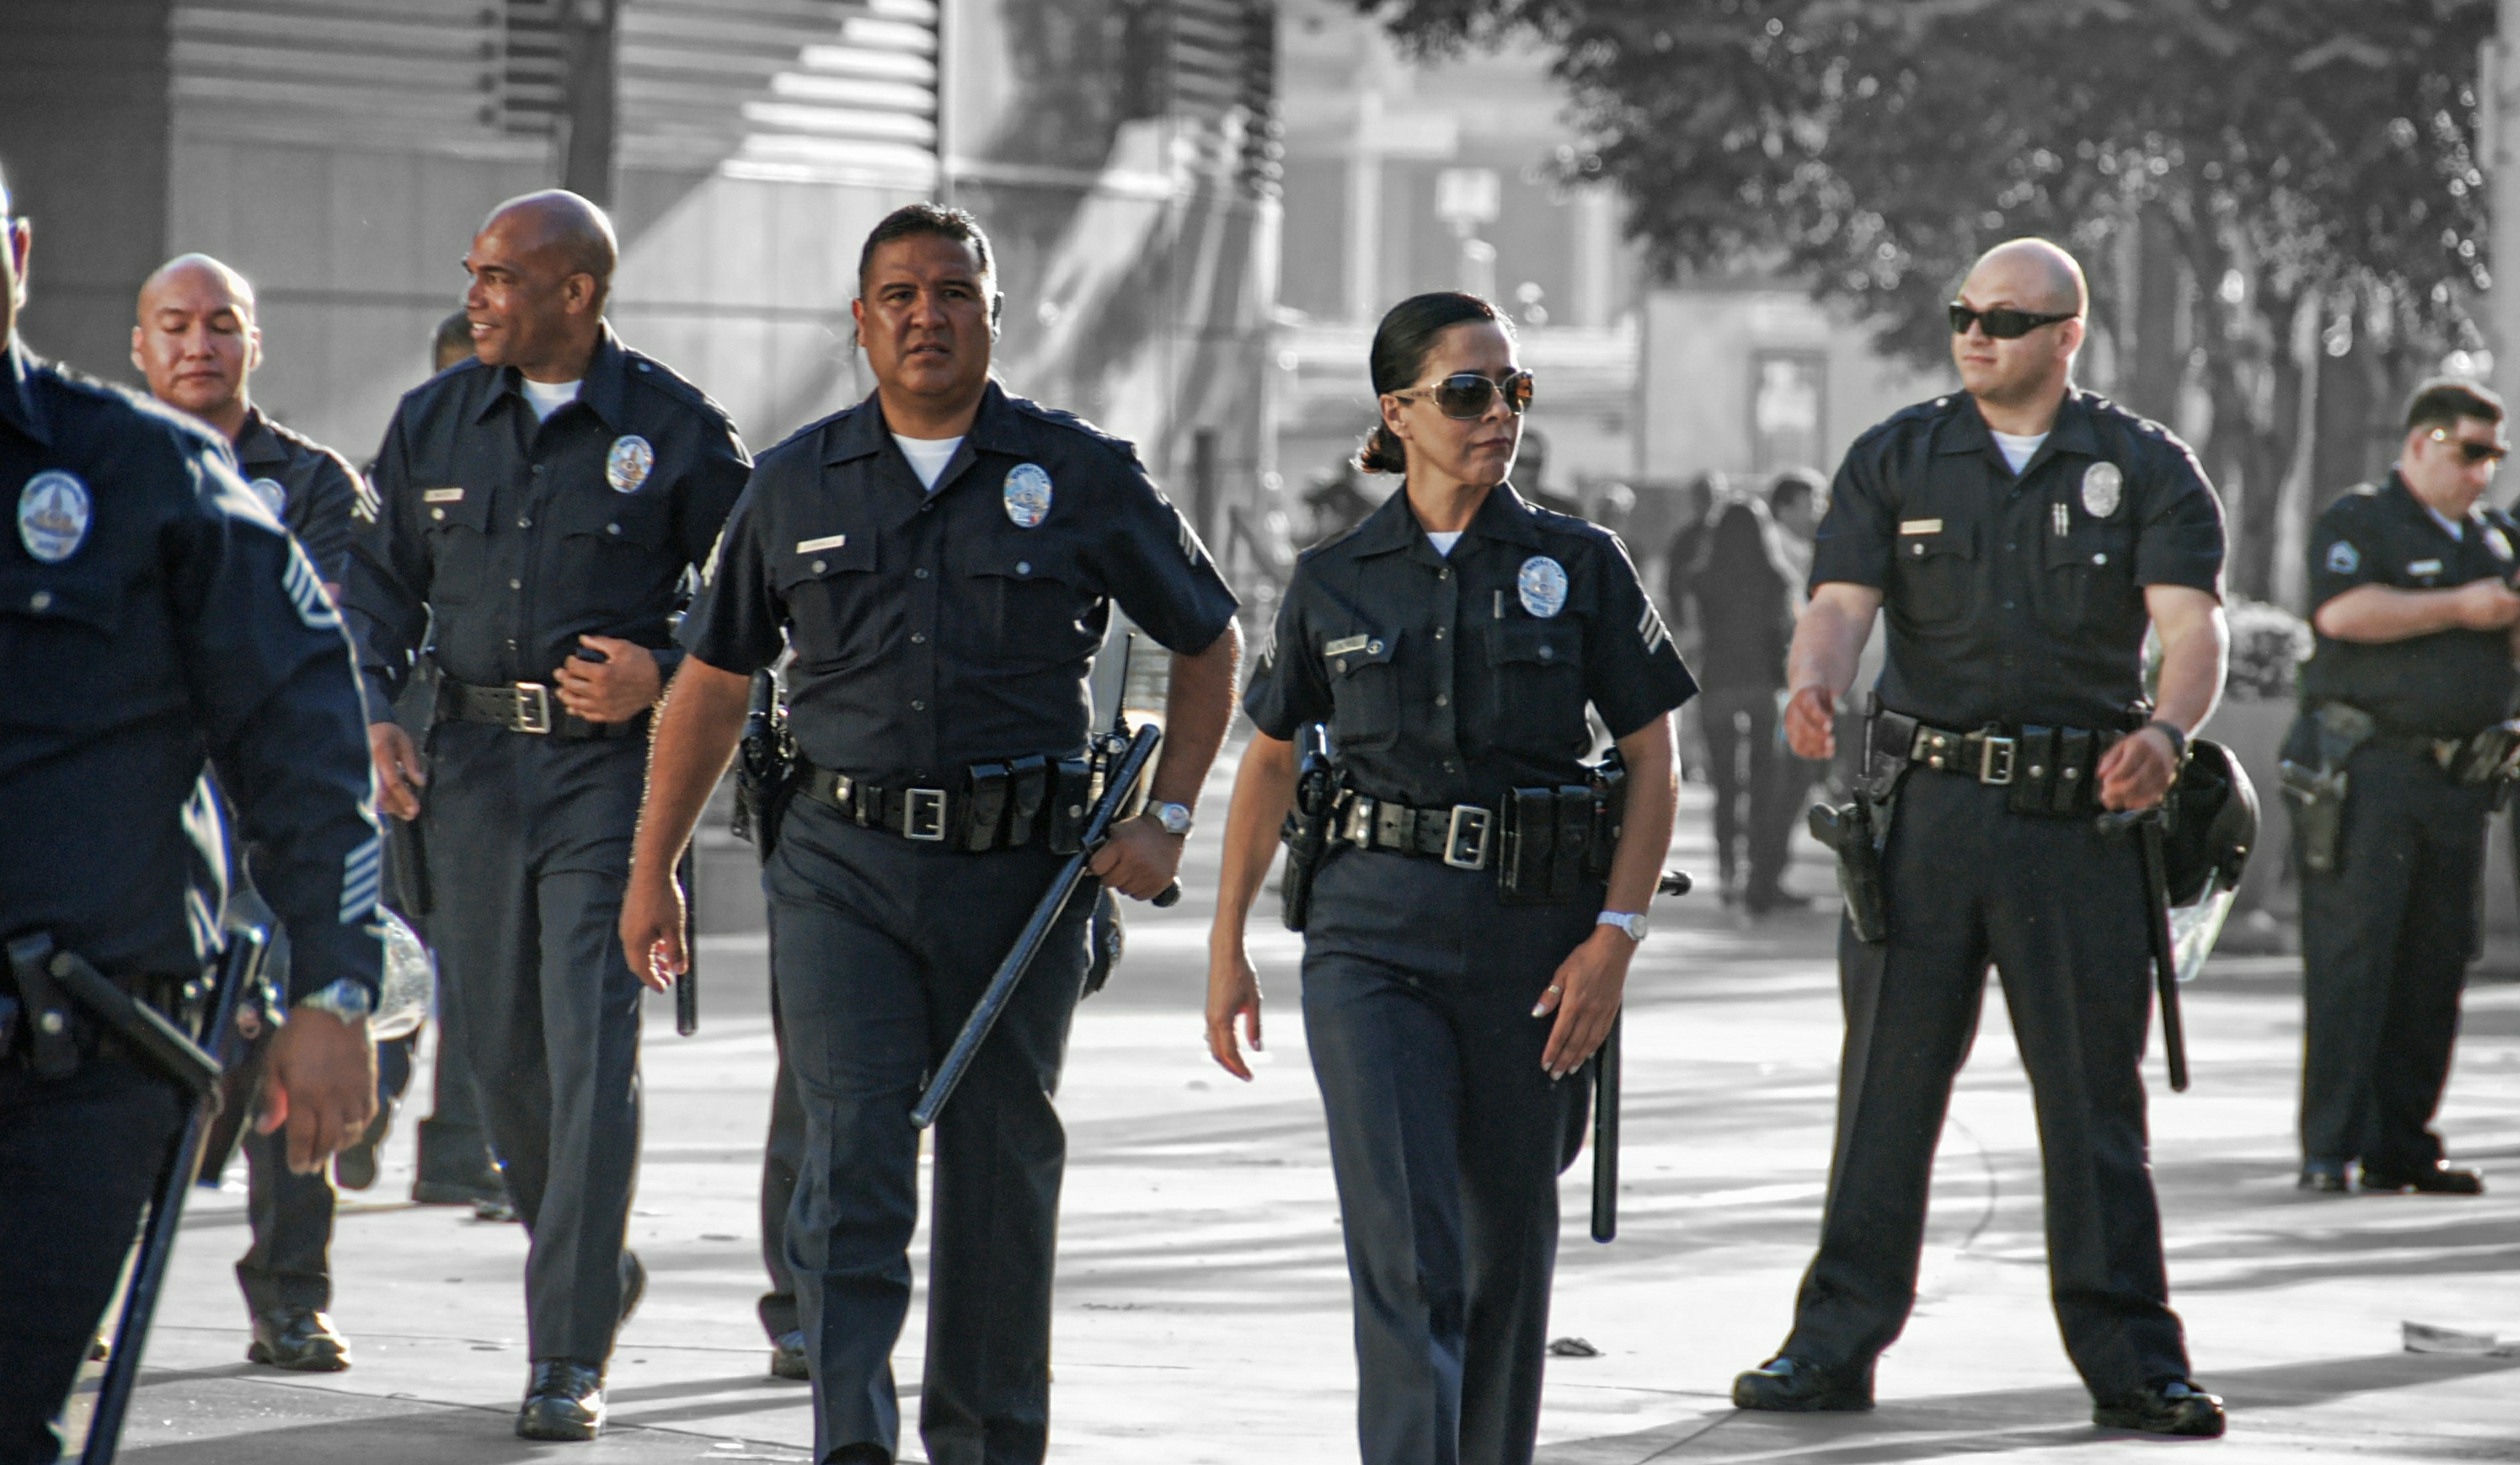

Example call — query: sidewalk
[68,767,2520,1463]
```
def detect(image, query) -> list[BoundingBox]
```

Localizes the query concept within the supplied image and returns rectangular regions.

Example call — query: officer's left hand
[2097,725,2179,812]
[553,635,663,723]
[258,1009,379,1175]
[1090,815,1184,900]
[1533,927,1633,1079]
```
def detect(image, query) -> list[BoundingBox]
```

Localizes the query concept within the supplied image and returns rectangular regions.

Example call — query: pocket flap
[1321,629,1398,677]
[2041,524,2132,570]
[556,485,670,549]
[416,484,491,532]
[965,542,1077,586]
[1900,528,1973,562]
[0,566,120,632]
[1490,619,1582,668]
[774,526,878,588]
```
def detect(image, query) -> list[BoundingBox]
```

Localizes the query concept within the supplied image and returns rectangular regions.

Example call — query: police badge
[606,435,654,494]
[249,477,288,516]
[1005,463,1053,528]
[2080,461,2124,518]
[1517,555,1568,618]
[18,470,91,564]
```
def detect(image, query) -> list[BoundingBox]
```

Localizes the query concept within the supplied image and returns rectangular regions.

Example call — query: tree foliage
[1360,0,2495,599]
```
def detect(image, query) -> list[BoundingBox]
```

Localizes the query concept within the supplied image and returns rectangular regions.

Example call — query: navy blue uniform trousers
[2298,745,2489,1171]
[421,721,646,1363]
[765,795,1093,1465]
[1783,772,2189,1397]
[1299,849,1596,1465]
[0,1058,186,1465]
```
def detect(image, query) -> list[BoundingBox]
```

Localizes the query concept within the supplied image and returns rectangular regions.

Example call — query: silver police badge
[18,470,91,564]
[1004,463,1053,528]
[606,435,654,494]
[1517,555,1568,618]
[2080,461,2124,518]
[249,477,288,516]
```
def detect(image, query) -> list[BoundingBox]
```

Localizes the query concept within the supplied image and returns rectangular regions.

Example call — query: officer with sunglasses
[2288,378,2518,1198]
[1210,291,1692,1465]
[1735,239,2233,1436]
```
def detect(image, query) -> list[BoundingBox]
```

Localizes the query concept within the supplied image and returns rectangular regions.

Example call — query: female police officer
[1205,293,1694,1465]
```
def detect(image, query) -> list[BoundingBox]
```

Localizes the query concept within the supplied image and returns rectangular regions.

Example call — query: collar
[0,336,49,445]
[825,378,1022,467]
[2386,471,2483,541]
[1935,389,2100,473]
[470,322,630,430]
[1346,479,1547,560]
[232,405,288,468]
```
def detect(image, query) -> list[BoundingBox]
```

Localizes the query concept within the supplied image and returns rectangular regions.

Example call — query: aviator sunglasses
[1948,302,2078,339]
[1392,370,1537,419]
[2430,428,2511,465]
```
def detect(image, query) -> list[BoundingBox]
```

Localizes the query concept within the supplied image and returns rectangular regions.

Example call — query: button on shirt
[0,340,381,1000]
[346,326,751,711]
[1811,389,2225,730]
[681,382,1240,782]
[233,405,369,586]
[1243,483,1698,808]
[2297,472,2520,736]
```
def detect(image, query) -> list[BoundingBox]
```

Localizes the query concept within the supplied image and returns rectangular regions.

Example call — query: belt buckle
[513,682,552,735]
[904,788,949,842]
[1979,734,2017,786]
[1443,804,1492,870]
[1342,795,1377,848]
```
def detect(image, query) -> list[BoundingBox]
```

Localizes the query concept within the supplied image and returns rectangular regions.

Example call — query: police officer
[617,203,1241,1465]
[1734,239,2231,1436]
[0,159,381,1465]
[1209,292,1693,1465]
[2291,379,2516,1196]
[130,251,378,1373]
[345,190,751,1440]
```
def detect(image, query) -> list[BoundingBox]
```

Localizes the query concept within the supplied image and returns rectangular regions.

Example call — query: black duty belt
[1332,784,1620,903]
[0,967,187,1073]
[801,756,1095,854]
[1873,708,2122,816]
[439,679,647,739]
[1333,791,1497,869]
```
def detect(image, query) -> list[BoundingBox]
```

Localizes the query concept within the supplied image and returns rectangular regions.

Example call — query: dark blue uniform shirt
[1811,388,2225,730]
[0,340,380,1000]
[681,381,1239,781]
[1243,482,1697,807]
[233,405,369,587]
[2297,472,2520,736]
[346,324,751,713]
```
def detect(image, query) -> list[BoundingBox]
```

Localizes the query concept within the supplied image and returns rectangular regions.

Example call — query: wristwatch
[1597,911,1649,943]
[2143,719,2189,763]
[1148,800,1194,836]
[294,977,376,1023]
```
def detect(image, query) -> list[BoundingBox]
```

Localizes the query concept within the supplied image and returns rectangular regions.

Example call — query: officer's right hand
[1783,685,1838,761]
[1204,943,1263,1082]
[618,863,686,994]
[2453,578,2520,631]
[259,1009,379,1174]
[368,722,426,820]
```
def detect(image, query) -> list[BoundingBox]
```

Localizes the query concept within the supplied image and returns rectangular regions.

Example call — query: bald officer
[345,190,750,1439]
[1733,240,2231,1436]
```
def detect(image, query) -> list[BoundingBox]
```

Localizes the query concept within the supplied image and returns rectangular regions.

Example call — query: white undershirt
[1426,530,1463,557]
[2426,503,2466,541]
[519,377,580,422]
[1990,429,2047,475]
[894,433,963,491]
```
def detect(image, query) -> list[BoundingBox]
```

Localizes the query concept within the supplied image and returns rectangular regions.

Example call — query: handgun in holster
[1278,723,1342,932]
[1810,693,1900,943]
[2279,702,2372,875]
[730,670,797,860]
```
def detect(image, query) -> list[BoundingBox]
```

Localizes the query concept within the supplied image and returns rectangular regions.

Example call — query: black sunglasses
[2429,428,2510,465]
[1948,302,2077,340]
[1392,370,1535,419]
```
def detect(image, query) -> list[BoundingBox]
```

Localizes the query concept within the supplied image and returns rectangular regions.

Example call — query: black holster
[1813,701,1906,943]
[1278,725,1341,932]
[731,671,797,861]
[2279,703,2371,876]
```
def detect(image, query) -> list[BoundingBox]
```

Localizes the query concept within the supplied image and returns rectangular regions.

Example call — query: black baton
[674,844,699,1036]
[2097,807,2188,1092]
[1588,868,1693,1244]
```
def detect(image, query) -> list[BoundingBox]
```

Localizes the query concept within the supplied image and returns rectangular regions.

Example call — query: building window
[1751,351,1825,475]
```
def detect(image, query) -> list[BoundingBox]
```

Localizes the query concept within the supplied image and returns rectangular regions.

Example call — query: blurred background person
[1681,494,1807,913]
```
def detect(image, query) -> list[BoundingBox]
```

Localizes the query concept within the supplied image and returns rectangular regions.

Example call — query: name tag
[795,534,849,554]
[1324,634,1370,656]
[2408,558,2444,576]
[1899,518,1942,535]
[422,487,465,503]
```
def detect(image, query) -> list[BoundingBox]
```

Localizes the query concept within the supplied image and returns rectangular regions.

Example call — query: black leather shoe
[619,1250,646,1331]
[2297,1159,2351,1193]
[770,1329,809,1381]
[2094,1379,2225,1437]
[1732,1355,1874,1412]
[247,1307,352,1372]
[473,1192,521,1222]
[515,1359,606,1441]
[2361,1162,2485,1195]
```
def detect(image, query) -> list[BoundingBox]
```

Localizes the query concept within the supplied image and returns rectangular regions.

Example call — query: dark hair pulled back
[1355,292,1509,475]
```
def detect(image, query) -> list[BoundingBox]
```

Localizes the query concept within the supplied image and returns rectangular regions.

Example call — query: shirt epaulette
[621,348,737,426]
[1003,395,1144,465]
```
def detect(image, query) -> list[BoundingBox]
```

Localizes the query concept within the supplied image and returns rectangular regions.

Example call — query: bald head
[1964,238,2086,318]
[134,251,261,437]
[139,253,257,325]
[463,190,615,380]
[481,190,616,302]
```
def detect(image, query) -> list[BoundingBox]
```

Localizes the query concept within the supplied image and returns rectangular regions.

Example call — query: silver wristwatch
[294,977,376,1022]
[1148,800,1193,836]
[1597,911,1649,943]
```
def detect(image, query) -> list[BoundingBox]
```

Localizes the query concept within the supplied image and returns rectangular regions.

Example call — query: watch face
[1156,803,1192,835]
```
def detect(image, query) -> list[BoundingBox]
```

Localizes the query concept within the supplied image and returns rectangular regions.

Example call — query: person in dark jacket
[1682,495,1806,912]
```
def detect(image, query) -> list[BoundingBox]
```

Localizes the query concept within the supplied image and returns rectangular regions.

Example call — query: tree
[1359,0,2495,602]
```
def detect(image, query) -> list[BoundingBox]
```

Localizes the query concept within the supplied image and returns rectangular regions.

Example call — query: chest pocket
[0,563,132,726]
[1324,629,1401,752]
[556,484,677,615]
[774,527,884,671]
[417,485,493,605]
[1487,618,1588,756]
[1889,524,1977,627]
[957,540,1099,665]
[2039,520,2139,630]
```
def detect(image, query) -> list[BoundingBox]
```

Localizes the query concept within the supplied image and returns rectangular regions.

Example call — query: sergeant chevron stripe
[283,545,340,630]
[339,834,381,923]
[1638,600,1669,656]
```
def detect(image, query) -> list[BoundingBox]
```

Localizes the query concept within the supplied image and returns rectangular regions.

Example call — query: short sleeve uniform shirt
[2297,473,2520,735]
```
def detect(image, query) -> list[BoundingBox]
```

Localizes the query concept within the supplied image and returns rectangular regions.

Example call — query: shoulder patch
[2325,540,2360,575]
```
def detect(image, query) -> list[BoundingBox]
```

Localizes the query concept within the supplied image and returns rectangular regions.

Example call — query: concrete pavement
[60,759,2520,1463]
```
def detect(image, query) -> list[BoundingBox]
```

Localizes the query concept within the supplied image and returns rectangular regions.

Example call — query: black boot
[247,1307,351,1372]
[1732,1355,1874,1412]
[516,1359,606,1441]
[2094,1379,2225,1437]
